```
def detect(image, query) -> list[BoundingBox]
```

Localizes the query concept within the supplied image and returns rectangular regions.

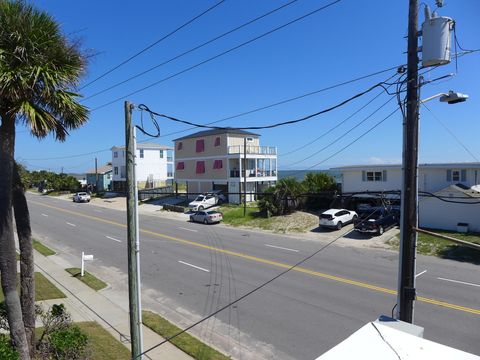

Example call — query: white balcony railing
[228,145,276,155]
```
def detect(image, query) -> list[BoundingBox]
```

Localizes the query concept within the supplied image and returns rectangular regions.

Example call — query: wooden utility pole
[95,157,98,191]
[397,0,419,323]
[125,101,143,358]
[243,137,247,217]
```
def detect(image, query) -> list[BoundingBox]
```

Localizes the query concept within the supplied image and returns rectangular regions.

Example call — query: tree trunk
[0,115,30,359]
[13,163,36,358]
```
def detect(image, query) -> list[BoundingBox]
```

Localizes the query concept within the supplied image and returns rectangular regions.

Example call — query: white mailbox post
[81,252,94,277]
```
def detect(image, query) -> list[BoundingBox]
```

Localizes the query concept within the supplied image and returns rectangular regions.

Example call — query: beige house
[174,128,277,203]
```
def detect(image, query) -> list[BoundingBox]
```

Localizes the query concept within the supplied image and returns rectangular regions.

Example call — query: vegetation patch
[76,322,130,360]
[387,231,480,264]
[66,268,107,291]
[142,310,230,360]
[219,204,318,233]
[0,272,65,302]
[33,239,56,256]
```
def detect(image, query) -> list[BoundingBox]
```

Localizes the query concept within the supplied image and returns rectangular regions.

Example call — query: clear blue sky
[16,0,480,173]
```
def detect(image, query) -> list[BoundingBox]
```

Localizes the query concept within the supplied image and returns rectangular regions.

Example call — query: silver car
[73,192,91,203]
[190,210,223,224]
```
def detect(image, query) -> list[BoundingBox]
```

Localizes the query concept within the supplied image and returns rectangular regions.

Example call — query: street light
[420,90,469,104]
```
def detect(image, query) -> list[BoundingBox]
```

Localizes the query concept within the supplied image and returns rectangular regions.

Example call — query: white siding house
[332,162,480,232]
[111,142,173,192]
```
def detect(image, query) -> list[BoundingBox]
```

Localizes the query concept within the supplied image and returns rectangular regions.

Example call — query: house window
[214,137,221,147]
[363,171,386,182]
[176,162,185,171]
[452,170,460,182]
[213,160,223,169]
[159,150,164,158]
[114,151,118,158]
[447,169,466,182]
[196,161,205,174]
[140,149,144,158]
[177,142,183,150]
[246,137,254,142]
[114,167,118,175]
[196,139,205,153]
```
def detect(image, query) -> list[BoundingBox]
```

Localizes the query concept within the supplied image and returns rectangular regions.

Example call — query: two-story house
[174,128,277,204]
[111,142,174,192]
[331,162,480,232]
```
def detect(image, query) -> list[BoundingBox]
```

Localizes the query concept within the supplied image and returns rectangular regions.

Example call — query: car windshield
[207,211,219,215]
[194,195,205,201]
[78,192,87,196]
[320,214,333,219]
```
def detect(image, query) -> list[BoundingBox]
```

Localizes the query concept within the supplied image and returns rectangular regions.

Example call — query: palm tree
[0,1,88,357]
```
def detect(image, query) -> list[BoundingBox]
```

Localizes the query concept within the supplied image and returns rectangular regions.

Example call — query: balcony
[229,169,277,178]
[228,145,277,155]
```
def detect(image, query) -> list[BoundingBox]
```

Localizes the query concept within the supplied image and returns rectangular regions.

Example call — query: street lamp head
[439,90,469,104]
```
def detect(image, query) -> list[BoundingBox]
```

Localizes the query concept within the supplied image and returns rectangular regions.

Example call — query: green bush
[0,334,18,360]
[48,326,89,360]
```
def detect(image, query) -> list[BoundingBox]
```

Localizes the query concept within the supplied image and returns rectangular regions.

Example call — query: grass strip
[33,239,56,256]
[66,268,107,291]
[0,272,65,302]
[142,310,230,360]
[77,321,131,360]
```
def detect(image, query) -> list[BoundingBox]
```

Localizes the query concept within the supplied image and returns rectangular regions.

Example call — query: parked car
[190,210,223,224]
[354,208,399,235]
[188,192,224,211]
[319,209,358,230]
[73,192,91,203]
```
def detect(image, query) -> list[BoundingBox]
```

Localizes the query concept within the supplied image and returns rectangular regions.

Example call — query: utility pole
[397,0,419,323]
[125,101,143,358]
[95,157,98,192]
[243,137,247,216]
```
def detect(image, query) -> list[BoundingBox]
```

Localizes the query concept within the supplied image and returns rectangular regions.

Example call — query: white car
[319,209,358,230]
[188,194,218,211]
[73,192,91,203]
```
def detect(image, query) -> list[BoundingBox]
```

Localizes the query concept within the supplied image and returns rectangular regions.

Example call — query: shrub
[0,334,19,360]
[48,326,89,360]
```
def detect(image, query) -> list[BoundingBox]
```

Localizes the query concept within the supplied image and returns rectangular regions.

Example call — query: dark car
[354,208,399,235]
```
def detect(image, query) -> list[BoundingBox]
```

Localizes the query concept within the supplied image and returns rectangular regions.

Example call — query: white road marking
[265,244,300,252]
[41,213,48,217]
[178,227,198,233]
[66,222,76,227]
[415,270,427,278]
[437,277,480,288]
[105,236,122,243]
[178,261,209,273]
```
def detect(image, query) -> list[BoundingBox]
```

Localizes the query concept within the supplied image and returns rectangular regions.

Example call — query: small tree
[258,177,304,215]
[302,172,339,211]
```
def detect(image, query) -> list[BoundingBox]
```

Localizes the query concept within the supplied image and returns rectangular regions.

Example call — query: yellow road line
[31,200,480,316]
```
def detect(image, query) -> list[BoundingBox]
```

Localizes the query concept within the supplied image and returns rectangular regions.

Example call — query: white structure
[332,162,480,232]
[111,142,173,192]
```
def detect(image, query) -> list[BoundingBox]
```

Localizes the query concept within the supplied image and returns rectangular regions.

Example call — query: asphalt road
[26,193,480,359]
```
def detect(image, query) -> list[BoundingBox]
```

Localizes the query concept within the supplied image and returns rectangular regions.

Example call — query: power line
[282,95,396,168]
[421,103,479,162]
[80,0,226,90]
[83,0,300,101]
[139,79,392,130]
[90,0,342,112]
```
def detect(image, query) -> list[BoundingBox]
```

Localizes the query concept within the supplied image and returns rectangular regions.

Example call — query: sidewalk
[33,249,193,360]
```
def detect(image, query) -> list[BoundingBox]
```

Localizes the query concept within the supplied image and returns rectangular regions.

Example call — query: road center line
[437,277,480,288]
[66,222,76,227]
[178,227,198,233]
[265,244,299,252]
[105,236,122,243]
[29,200,480,316]
[415,270,427,278]
[41,213,48,217]
[178,261,209,273]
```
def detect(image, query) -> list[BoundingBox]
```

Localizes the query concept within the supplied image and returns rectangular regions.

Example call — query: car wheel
[198,206,204,211]
[203,219,208,225]
[352,215,358,223]
[378,226,384,236]
[336,221,342,230]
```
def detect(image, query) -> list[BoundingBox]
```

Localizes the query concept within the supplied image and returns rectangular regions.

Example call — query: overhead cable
[91,0,342,112]
[80,0,227,90]
[83,0,300,101]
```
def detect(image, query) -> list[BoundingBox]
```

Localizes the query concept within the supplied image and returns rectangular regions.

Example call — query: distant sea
[278,169,342,183]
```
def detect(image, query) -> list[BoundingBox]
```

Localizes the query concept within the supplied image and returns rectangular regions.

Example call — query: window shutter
[446,169,452,181]
[196,161,205,174]
[214,137,221,147]
[461,169,467,182]
[176,162,184,170]
[362,171,366,182]
[382,170,387,182]
[196,139,205,153]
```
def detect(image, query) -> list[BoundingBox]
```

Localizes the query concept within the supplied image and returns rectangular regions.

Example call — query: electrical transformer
[421,15,454,67]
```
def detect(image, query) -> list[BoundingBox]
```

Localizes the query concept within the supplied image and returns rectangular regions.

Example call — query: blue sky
[16,0,480,173]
